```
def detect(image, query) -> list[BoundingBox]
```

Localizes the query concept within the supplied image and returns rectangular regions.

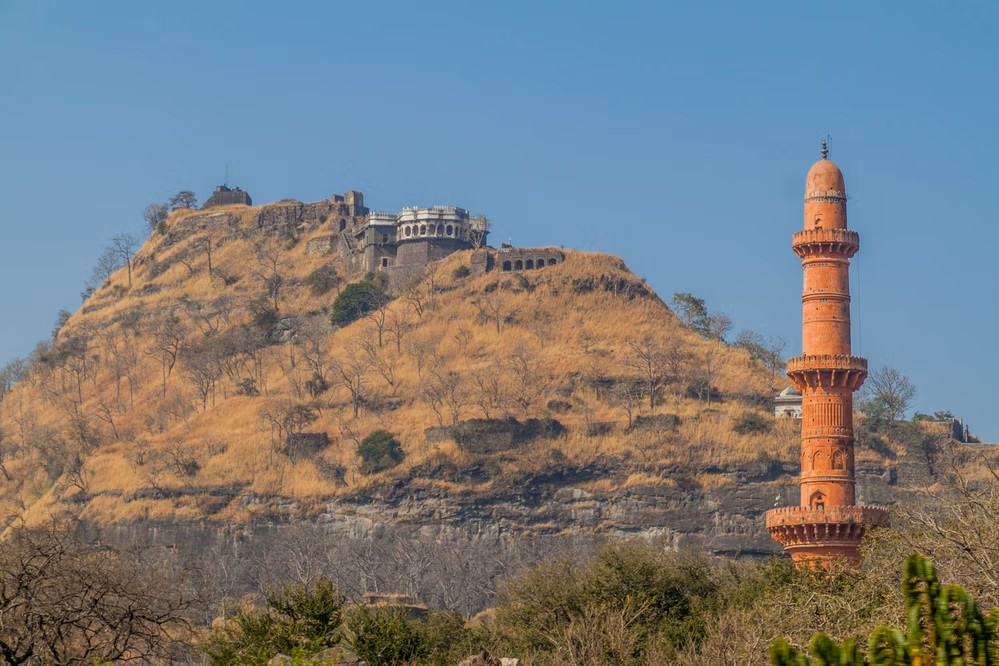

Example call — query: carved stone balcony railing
[792,228,859,258]
[786,355,868,391]
[766,505,890,549]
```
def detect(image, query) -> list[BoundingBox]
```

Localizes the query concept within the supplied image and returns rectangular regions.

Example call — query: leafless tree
[467,215,491,250]
[734,329,786,377]
[365,301,390,348]
[508,345,552,417]
[109,232,139,289]
[181,339,224,410]
[148,314,187,398]
[862,365,917,435]
[473,292,507,334]
[252,241,290,313]
[422,368,464,426]
[471,362,508,419]
[0,523,191,665]
[360,331,399,393]
[626,335,667,411]
[143,203,169,232]
[329,344,371,418]
[387,308,413,354]
[257,399,319,456]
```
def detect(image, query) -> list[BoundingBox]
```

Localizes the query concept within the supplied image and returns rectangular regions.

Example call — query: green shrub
[357,430,404,475]
[330,275,391,328]
[306,264,341,296]
[452,265,471,280]
[731,411,772,435]
[346,606,421,666]
[201,577,345,666]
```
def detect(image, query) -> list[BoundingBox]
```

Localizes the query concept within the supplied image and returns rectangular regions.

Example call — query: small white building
[774,386,802,419]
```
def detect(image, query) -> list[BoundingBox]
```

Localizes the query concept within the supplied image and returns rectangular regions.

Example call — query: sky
[0,2,996,439]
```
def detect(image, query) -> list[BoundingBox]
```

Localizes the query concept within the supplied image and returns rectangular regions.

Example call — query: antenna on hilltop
[225,162,229,187]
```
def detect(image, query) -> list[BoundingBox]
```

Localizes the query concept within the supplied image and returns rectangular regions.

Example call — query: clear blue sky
[1,2,996,438]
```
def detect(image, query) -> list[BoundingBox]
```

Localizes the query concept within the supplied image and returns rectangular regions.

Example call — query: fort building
[764,142,890,567]
[203,184,252,208]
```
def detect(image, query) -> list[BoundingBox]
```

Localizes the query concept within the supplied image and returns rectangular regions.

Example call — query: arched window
[339,219,347,232]
[502,261,512,272]
[446,225,453,235]
[429,224,436,235]
[809,491,825,510]
[811,450,825,471]
[405,226,412,237]
[548,258,558,266]
[831,450,845,470]
[535,261,543,269]
[420,225,426,235]
[514,260,523,270]
[382,234,389,244]
[526,259,534,269]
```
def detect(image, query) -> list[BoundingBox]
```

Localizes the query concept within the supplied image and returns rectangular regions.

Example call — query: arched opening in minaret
[809,491,826,510]
[832,450,845,470]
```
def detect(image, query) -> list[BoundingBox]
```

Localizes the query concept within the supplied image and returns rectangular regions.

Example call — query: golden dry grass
[0,202,795,526]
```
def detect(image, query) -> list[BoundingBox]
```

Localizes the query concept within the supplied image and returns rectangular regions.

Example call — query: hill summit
[0,191,801,550]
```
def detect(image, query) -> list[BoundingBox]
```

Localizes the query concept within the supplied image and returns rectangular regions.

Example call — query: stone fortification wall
[469,247,565,275]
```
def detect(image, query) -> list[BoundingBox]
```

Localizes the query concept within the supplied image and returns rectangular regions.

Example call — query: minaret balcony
[792,228,859,258]
[786,354,868,391]
[765,505,890,555]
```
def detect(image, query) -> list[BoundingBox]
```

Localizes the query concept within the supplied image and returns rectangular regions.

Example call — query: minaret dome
[805,158,846,198]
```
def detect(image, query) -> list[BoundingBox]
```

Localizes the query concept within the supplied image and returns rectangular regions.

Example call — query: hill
[0,195,953,555]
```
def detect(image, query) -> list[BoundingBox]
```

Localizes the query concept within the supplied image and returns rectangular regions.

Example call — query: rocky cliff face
[86,445,935,563]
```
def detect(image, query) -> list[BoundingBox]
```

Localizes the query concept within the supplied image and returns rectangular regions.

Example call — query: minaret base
[765,506,890,568]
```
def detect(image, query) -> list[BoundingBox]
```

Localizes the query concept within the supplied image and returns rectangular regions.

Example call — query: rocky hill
[0,197,957,558]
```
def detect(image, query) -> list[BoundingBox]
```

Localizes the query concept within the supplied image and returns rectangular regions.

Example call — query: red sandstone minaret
[765,141,889,566]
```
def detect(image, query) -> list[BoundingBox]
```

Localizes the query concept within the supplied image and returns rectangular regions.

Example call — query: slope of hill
[0,197,933,555]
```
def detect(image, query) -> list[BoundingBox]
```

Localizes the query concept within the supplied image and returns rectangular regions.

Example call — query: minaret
[765,141,889,566]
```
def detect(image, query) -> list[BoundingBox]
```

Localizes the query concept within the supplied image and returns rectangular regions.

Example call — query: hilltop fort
[188,185,564,290]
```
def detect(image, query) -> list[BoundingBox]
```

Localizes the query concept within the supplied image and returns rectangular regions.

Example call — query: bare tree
[0,523,191,665]
[467,215,491,250]
[507,345,552,417]
[329,344,371,418]
[181,339,224,410]
[734,329,786,377]
[626,335,667,411]
[422,368,464,426]
[863,366,917,434]
[472,292,508,334]
[387,308,413,354]
[252,241,289,313]
[148,315,187,398]
[143,203,169,232]
[471,362,508,419]
[109,233,139,289]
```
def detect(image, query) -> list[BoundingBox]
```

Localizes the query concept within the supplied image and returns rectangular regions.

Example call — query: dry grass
[0,203,795,526]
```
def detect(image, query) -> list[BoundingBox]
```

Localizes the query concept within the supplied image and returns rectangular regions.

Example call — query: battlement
[792,228,859,258]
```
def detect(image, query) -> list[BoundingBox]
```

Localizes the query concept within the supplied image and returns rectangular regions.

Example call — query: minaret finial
[821,137,829,160]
